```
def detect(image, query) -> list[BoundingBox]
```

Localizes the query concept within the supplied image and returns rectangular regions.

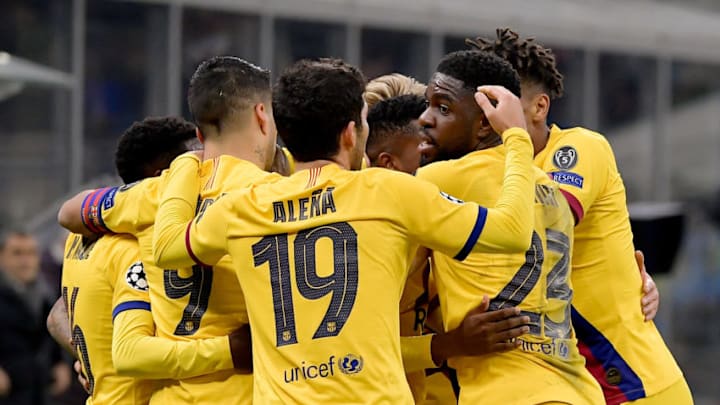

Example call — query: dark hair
[436,50,521,98]
[273,58,366,162]
[367,94,425,160]
[115,116,197,184]
[466,28,564,99]
[187,56,271,135]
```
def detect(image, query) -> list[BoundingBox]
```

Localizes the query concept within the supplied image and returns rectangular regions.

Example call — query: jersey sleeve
[112,310,235,379]
[401,334,437,373]
[407,128,534,258]
[546,132,610,223]
[108,238,151,320]
[153,153,230,268]
[80,177,162,235]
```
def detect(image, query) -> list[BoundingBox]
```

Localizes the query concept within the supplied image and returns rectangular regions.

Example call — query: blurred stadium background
[1,0,719,403]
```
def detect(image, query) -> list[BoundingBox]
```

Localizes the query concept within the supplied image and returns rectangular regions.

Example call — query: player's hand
[50,363,71,396]
[0,367,11,397]
[431,296,529,365]
[74,360,90,394]
[229,324,253,373]
[475,85,527,133]
[637,250,659,321]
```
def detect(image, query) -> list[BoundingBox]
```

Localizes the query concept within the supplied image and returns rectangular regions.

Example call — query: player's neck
[295,151,351,172]
[529,122,550,156]
[203,138,266,170]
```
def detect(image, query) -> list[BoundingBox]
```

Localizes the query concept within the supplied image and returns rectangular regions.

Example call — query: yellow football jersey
[417,146,604,405]
[399,259,433,403]
[152,128,535,404]
[61,233,155,405]
[80,156,277,404]
[535,125,684,404]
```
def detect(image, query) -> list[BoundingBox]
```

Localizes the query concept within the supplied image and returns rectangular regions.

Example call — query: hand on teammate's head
[474,86,527,133]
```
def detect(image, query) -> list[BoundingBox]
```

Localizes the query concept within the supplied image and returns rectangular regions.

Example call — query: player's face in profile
[351,102,370,171]
[389,121,425,174]
[418,73,478,165]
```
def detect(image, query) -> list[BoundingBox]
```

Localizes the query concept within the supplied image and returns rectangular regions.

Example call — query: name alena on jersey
[273,187,337,223]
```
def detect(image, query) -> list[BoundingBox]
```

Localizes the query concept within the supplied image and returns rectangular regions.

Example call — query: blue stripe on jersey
[112,300,151,321]
[571,306,646,401]
[95,187,118,233]
[454,206,488,261]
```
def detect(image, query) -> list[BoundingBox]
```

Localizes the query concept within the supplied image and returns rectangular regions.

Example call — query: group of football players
[46,28,693,404]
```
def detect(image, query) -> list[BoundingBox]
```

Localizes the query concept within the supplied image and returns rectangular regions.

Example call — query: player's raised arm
[153,152,230,268]
[57,190,99,237]
[471,85,535,253]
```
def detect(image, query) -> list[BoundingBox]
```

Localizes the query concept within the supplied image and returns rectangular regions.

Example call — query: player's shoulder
[101,233,140,255]
[553,125,612,150]
[360,167,422,188]
[414,159,459,185]
[220,156,282,187]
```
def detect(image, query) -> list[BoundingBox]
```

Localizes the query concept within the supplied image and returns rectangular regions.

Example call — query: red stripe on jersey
[185,221,210,267]
[577,340,629,405]
[559,189,585,225]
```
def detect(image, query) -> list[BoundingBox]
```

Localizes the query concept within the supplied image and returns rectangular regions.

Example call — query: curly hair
[115,116,197,184]
[364,74,427,108]
[273,58,366,162]
[466,28,564,99]
[187,56,271,135]
[367,94,425,161]
[436,50,521,97]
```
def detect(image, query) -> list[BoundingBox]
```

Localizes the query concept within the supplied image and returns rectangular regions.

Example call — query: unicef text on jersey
[283,354,364,383]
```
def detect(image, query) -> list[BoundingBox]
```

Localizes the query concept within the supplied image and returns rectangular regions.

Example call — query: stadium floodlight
[0,51,74,101]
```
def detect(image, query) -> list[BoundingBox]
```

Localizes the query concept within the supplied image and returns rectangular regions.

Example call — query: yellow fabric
[398,252,432,403]
[112,310,234,380]
[535,126,685,402]
[282,147,296,174]
[61,234,155,405]
[423,372,457,405]
[621,378,693,405]
[416,145,604,405]
[152,129,534,404]
[95,155,280,404]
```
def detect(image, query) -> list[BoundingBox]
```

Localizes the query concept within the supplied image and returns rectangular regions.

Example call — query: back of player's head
[364,74,427,108]
[466,28,564,99]
[367,94,425,161]
[436,50,521,98]
[273,58,366,162]
[187,56,271,135]
[115,116,197,184]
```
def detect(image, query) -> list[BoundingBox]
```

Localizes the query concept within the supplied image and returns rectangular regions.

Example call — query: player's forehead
[426,72,467,101]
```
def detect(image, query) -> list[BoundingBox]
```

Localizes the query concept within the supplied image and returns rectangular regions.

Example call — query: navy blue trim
[454,206,488,260]
[571,306,646,401]
[95,187,117,233]
[112,301,151,321]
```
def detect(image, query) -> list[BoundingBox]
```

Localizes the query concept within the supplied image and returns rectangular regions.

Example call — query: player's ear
[340,121,357,151]
[475,111,494,139]
[531,93,550,122]
[255,103,271,136]
[195,128,205,144]
[376,152,395,170]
